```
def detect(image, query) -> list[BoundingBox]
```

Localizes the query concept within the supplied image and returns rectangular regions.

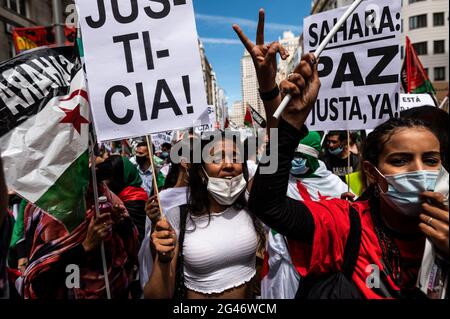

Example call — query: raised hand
[279,53,321,130]
[232,9,289,92]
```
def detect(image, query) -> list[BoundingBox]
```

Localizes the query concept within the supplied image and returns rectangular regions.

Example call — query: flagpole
[88,133,112,299]
[145,134,174,297]
[273,0,364,119]
[320,131,328,149]
[145,135,163,216]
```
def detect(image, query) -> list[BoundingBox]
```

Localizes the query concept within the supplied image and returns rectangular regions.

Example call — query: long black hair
[186,132,266,251]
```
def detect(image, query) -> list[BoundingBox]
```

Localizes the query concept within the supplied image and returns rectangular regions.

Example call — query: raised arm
[233,9,289,131]
[248,53,321,242]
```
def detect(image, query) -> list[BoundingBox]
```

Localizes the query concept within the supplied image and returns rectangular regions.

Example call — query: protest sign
[194,105,215,135]
[76,0,208,141]
[304,0,401,130]
[399,94,436,112]
[151,130,174,151]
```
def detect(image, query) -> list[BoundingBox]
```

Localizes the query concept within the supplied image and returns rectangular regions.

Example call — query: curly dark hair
[186,132,266,251]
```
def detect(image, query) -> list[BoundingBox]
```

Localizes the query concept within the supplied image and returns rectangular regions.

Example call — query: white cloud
[196,13,301,33]
[200,37,242,45]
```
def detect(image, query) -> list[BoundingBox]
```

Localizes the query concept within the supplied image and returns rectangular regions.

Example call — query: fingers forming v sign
[232,9,289,91]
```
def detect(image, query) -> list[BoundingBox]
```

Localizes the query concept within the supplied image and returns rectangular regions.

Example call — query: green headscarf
[294,131,321,177]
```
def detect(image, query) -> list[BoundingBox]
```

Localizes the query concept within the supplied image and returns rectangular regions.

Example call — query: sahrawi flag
[0,46,90,232]
[401,36,436,94]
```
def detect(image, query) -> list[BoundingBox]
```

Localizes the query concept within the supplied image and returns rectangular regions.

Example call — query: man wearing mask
[133,142,154,196]
[321,131,360,182]
[160,143,172,162]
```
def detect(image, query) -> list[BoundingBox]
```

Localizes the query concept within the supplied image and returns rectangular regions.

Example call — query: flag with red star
[0,47,90,231]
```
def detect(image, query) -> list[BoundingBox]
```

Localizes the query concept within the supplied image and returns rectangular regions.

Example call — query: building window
[434,67,445,81]
[409,0,426,3]
[409,14,427,30]
[6,0,28,17]
[433,12,445,26]
[423,68,429,77]
[434,40,445,54]
[413,42,428,55]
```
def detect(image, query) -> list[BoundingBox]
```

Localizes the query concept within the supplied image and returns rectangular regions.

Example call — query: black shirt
[321,152,360,181]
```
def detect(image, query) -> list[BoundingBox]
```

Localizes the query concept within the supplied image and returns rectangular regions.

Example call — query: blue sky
[192,0,311,107]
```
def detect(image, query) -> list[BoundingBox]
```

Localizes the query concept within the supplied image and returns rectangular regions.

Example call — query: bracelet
[259,85,280,101]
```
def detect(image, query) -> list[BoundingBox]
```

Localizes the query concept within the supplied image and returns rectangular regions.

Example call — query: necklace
[369,196,402,287]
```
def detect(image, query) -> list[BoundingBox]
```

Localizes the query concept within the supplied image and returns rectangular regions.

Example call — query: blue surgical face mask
[160,152,169,160]
[328,146,343,156]
[378,170,439,217]
[291,157,309,176]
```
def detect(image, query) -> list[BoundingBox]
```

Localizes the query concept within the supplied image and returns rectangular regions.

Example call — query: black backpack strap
[341,205,362,279]
[174,204,188,299]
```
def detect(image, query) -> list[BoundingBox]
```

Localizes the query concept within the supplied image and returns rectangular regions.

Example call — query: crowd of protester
[0,9,448,300]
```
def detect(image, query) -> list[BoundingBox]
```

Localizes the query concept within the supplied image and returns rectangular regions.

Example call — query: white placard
[399,94,436,112]
[194,105,215,135]
[76,0,208,141]
[304,0,401,131]
[151,130,174,151]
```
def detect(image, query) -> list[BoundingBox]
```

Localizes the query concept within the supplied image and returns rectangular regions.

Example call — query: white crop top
[165,206,258,294]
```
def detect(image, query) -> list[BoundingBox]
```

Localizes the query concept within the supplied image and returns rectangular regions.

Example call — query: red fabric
[405,36,431,93]
[244,106,253,127]
[260,248,270,279]
[12,26,76,54]
[22,185,139,299]
[118,186,148,202]
[288,199,424,299]
[296,180,313,201]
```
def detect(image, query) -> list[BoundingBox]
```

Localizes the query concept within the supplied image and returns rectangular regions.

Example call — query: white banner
[76,0,208,141]
[399,94,436,112]
[151,130,174,151]
[304,0,401,131]
[194,105,215,135]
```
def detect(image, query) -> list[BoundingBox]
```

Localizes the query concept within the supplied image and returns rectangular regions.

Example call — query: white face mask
[202,167,247,206]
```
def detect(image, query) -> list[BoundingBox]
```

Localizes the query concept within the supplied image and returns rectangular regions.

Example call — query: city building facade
[0,0,73,61]
[229,100,244,127]
[240,50,265,123]
[276,31,300,84]
[401,0,448,101]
